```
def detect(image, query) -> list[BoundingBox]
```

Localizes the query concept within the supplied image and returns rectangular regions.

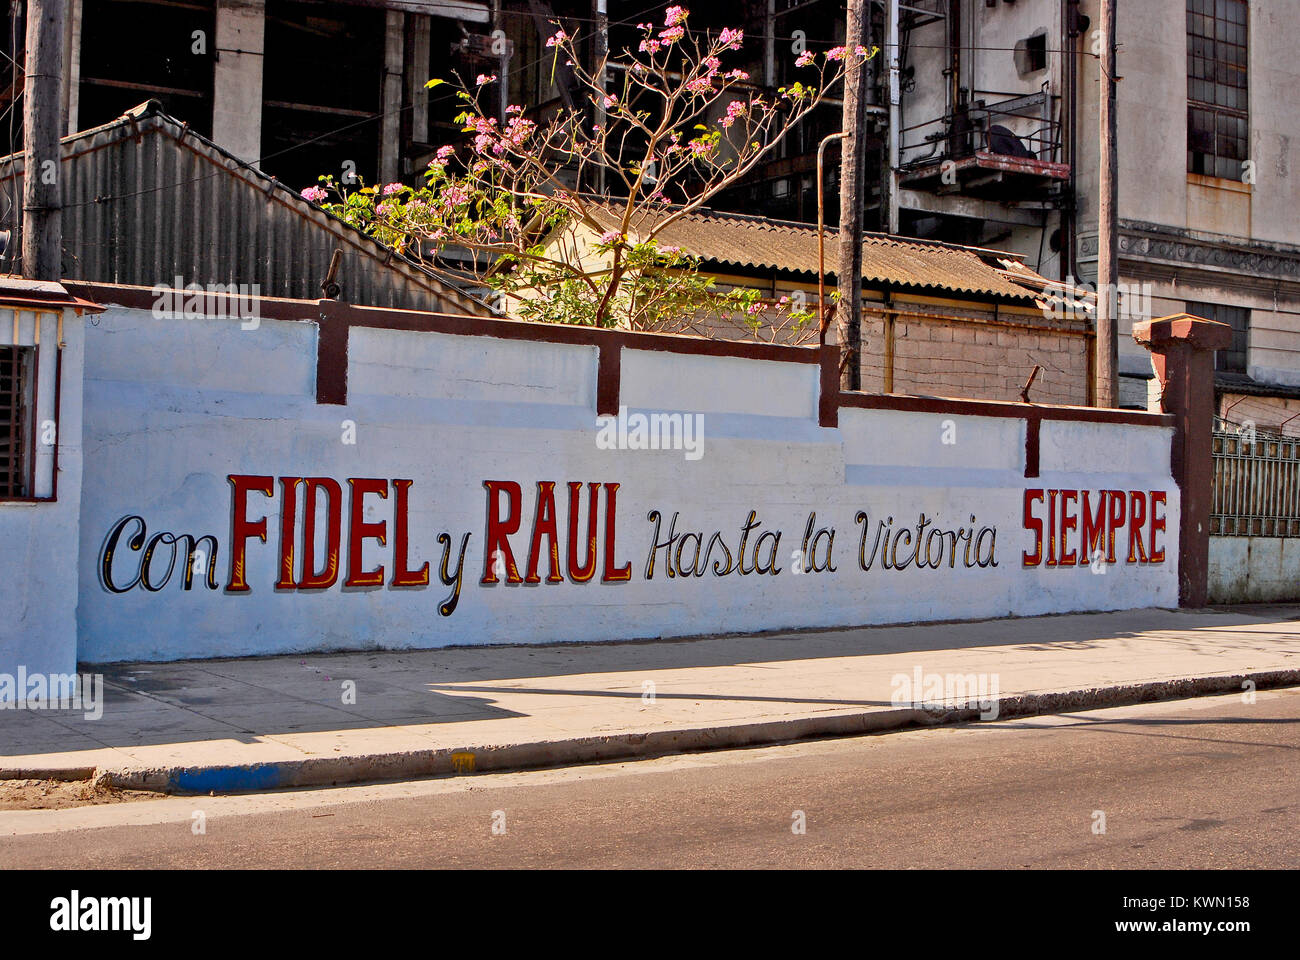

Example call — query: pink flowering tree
[307,7,872,338]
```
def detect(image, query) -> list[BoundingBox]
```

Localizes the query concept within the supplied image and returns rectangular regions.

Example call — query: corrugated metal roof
[589,206,1050,303]
[0,101,488,315]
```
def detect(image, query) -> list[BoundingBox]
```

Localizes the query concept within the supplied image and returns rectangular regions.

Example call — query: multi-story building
[891,0,1300,419]
[10,1,1293,417]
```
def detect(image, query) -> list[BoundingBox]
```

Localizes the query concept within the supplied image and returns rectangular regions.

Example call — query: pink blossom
[720,100,747,128]
[301,186,328,203]
[664,6,686,27]
[795,50,816,67]
[545,29,567,47]
[639,38,662,54]
[718,27,743,50]
[825,46,847,61]
[855,44,870,57]
[476,74,497,85]
[686,77,712,94]
[746,303,763,315]
[382,182,403,195]
[436,144,455,160]
[725,69,749,81]
[600,230,622,244]
[659,24,685,43]
[603,94,617,108]
[376,201,393,216]
[505,104,523,115]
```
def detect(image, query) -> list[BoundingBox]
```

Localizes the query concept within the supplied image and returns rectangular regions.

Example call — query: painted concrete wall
[0,311,85,679]
[71,303,1179,664]
[212,0,266,165]
[1208,536,1300,603]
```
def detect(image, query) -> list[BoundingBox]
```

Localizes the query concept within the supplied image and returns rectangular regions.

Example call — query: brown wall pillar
[1132,314,1232,607]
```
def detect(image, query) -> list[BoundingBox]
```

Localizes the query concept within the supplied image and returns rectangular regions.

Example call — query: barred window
[1,345,35,498]
[1188,300,1249,374]
[1187,0,1248,179]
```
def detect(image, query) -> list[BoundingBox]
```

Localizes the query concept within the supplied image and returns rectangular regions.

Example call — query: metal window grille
[1211,429,1300,536]
[0,344,34,498]
[1187,0,1249,179]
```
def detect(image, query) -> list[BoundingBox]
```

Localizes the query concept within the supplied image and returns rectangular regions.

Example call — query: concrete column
[379,10,404,184]
[62,0,81,135]
[1132,313,1233,607]
[212,0,265,164]
[408,14,431,149]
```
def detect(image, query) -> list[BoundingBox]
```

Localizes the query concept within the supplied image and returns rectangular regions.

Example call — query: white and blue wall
[1,285,1182,676]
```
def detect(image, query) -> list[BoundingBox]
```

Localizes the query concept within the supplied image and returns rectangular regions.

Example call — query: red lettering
[390,479,429,587]
[525,482,564,584]
[1150,490,1167,563]
[345,478,388,587]
[1022,489,1045,566]
[567,481,599,582]
[482,480,523,584]
[1046,489,1058,567]
[1106,489,1126,563]
[300,478,343,589]
[275,477,301,590]
[601,482,632,582]
[1080,491,1107,566]
[1059,489,1078,566]
[1127,490,1149,563]
[227,474,273,592]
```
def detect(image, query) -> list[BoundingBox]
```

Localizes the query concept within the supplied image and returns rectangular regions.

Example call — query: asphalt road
[3,688,1299,869]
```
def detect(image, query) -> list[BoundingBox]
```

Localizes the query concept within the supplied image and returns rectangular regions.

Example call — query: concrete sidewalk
[3,606,1300,793]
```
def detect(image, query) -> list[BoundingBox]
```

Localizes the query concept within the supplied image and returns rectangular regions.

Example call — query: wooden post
[835,0,870,391]
[1096,0,1119,407]
[22,0,65,281]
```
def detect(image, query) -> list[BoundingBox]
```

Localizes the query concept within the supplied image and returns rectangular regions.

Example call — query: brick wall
[858,312,1091,406]
[1218,392,1300,434]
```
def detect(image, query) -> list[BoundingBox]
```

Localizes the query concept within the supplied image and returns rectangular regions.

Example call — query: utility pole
[22,0,65,281]
[884,0,900,235]
[592,0,607,194]
[1096,0,1119,407]
[836,0,870,390]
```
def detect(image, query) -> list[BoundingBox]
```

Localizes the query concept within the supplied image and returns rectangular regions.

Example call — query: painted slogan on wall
[97,475,1170,615]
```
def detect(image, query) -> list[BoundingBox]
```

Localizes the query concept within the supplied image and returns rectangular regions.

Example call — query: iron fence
[1211,427,1300,536]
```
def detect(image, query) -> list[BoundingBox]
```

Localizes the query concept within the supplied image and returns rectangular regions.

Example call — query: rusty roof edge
[0,276,106,313]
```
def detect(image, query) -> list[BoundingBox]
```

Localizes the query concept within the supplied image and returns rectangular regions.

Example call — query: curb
[46,667,1300,794]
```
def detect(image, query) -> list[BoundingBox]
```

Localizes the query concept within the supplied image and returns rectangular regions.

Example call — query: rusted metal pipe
[817,131,848,344]
[1020,364,1043,403]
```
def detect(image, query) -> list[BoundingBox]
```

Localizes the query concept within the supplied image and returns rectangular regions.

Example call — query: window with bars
[1187,0,1249,179]
[0,345,35,498]
[1188,300,1249,374]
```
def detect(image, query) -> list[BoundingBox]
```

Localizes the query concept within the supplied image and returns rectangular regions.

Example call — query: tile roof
[587,206,1052,304]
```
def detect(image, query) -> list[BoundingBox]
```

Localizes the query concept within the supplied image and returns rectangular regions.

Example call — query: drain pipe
[817,131,848,345]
